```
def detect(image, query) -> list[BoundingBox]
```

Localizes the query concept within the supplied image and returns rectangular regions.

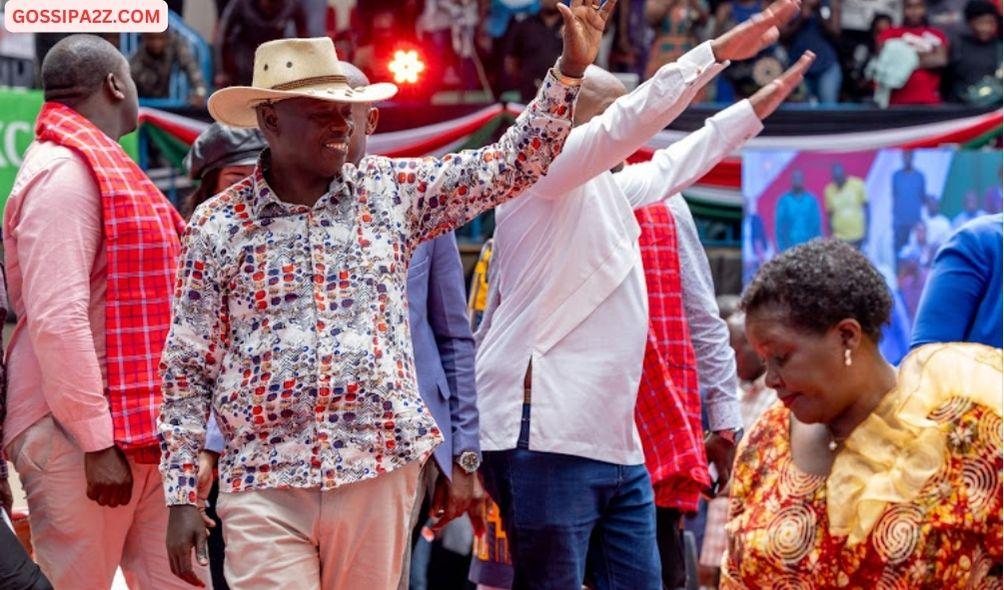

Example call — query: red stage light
[388,49,426,85]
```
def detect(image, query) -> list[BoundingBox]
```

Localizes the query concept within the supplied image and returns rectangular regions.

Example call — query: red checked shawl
[35,102,185,452]
[634,202,710,511]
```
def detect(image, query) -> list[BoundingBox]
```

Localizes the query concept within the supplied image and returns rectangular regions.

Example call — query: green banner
[0,87,140,213]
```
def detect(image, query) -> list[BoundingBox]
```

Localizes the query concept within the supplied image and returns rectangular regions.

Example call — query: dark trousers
[0,518,52,590]
[656,508,687,590]
[482,404,661,590]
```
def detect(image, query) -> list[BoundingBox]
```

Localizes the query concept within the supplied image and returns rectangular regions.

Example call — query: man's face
[904,0,926,26]
[117,57,140,135]
[792,171,805,191]
[143,32,168,57]
[729,317,765,382]
[265,97,354,178]
[346,102,378,166]
[873,16,892,39]
[832,165,846,185]
[902,150,914,169]
[970,14,1000,42]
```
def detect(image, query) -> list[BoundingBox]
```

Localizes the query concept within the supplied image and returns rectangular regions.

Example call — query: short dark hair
[965,0,999,21]
[41,34,124,104]
[741,239,892,341]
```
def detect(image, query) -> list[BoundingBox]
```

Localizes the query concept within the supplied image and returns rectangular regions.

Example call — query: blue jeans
[481,405,662,590]
[804,61,842,104]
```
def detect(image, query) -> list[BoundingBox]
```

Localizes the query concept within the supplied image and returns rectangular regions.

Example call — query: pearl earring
[844,348,853,367]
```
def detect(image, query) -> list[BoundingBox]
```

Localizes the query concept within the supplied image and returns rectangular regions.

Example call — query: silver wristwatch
[456,451,481,474]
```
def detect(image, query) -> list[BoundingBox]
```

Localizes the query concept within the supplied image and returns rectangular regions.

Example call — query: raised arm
[616,53,813,209]
[397,0,619,243]
[532,0,802,198]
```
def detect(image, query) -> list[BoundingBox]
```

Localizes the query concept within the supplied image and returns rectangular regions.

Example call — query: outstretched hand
[749,51,816,119]
[711,0,801,62]
[557,0,620,78]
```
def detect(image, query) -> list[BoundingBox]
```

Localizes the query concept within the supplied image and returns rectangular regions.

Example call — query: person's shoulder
[12,141,96,197]
[187,176,255,235]
[737,401,787,462]
[877,27,902,42]
[950,213,1004,251]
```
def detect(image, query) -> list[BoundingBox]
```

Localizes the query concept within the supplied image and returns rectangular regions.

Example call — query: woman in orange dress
[722,239,1002,589]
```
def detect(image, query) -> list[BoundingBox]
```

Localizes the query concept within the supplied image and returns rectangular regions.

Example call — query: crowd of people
[27,0,1002,108]
[0,1,1001,590]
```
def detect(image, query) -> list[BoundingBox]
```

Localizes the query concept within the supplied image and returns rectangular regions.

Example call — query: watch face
[459,452,480,473]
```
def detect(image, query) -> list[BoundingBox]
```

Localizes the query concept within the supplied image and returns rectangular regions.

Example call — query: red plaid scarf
[634,203,709,511]
[35,102,185,452]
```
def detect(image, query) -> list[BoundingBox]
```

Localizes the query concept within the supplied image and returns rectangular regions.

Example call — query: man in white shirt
[474,0,812,586]
[921,195,952,252]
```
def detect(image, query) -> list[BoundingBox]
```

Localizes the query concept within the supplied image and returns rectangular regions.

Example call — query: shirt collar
[248,149,356,219]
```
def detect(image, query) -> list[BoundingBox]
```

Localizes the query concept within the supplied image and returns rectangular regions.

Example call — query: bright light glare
[388,49,425,85]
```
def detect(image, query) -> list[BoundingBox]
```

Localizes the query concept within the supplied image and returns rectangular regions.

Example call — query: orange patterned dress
[722,344,1003,589]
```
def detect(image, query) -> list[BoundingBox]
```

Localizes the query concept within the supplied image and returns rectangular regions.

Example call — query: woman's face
[745,308,856,424]
[213,165,256,194]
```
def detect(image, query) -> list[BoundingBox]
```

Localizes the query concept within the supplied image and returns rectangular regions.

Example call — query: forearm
[533,42,726,197]
[918,47,948,68]
[618,99,762,208]
[405,69,578,240]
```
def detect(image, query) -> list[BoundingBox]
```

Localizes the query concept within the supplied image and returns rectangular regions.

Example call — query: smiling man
[158,2,616,588]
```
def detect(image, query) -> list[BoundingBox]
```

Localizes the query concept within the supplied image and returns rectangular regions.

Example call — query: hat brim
[208,82,399,128]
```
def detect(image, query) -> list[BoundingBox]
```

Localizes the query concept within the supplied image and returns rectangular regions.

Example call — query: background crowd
[14,0,1003,108]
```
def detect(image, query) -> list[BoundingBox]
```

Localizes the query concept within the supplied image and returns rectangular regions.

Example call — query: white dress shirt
[476,42,763,465]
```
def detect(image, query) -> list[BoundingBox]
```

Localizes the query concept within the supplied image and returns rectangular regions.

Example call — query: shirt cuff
[451,433,481,458]
[676,41,728,84]
[204,414,225,454]
[162,463,199,506]
[706,397,743,432]
[529,67,581,123]
[64,413,116,453]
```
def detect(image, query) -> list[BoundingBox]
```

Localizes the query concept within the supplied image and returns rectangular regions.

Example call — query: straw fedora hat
[208,37,398,128]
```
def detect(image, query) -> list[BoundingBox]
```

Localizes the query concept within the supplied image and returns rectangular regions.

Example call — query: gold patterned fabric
[722,344,1003,589]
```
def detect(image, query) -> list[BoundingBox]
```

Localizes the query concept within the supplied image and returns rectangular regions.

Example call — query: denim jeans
[481,404,661,590]
[804,60,843,105]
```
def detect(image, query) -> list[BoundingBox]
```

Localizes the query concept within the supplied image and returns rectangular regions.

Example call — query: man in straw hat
[159,1,617,588]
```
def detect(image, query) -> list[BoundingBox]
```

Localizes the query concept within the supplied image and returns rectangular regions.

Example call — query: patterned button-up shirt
[159,72,578,505]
